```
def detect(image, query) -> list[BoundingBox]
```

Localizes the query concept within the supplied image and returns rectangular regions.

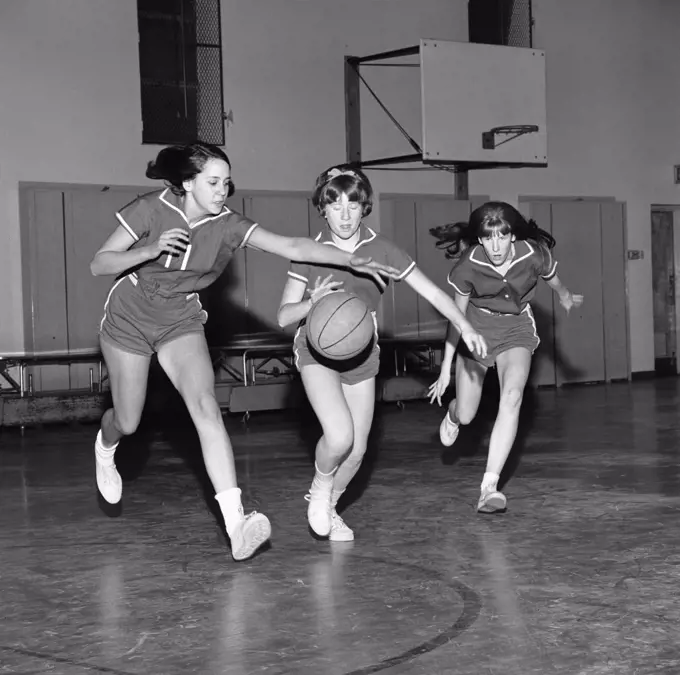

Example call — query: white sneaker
[95,436,122,504]
[477,488,507,514]
[439,408,460,447]
[329,510,354,542]
[230,511,271,561]
[304,476,333,536]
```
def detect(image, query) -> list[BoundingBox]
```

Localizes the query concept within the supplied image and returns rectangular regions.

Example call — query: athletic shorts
[293,315,380,386]
[99,274,208,357]
[458,303,539,368]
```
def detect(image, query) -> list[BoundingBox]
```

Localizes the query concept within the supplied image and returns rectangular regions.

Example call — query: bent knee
[456,408,477,426]
[323,426,354,454]
[186,390,221,421]
[114,412,142,437]
[344,440,368,464]
[500,386,524,410]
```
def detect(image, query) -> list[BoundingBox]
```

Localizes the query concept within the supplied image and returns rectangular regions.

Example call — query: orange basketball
[306,291,375,360]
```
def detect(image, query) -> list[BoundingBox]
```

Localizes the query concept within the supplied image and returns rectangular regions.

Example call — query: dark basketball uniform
[288,225,415,385]
[100,189,259,356]
[448,239,558,367]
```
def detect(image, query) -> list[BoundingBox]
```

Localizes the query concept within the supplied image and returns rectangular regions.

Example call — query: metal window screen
[468,0,533,49]
[506,0,532,47]
[138,0,224,146]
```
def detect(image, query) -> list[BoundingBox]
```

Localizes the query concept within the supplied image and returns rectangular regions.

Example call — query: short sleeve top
[447,240,557,314]
[286,225,415,312]
[115,189,258,297]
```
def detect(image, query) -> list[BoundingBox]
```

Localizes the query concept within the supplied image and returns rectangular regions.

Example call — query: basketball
[306,291,374,360]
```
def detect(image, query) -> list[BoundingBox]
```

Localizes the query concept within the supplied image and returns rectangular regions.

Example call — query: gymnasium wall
[0,0,465,356]
[472,0,680,374]
[1,0,679,374]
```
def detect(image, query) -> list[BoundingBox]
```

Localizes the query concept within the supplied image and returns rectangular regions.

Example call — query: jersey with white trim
[115,189,258,297]
[287,225,415,312]
[447,239,558,315]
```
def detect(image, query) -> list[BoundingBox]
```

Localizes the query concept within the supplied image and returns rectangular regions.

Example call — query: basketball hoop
[481,125,539,150]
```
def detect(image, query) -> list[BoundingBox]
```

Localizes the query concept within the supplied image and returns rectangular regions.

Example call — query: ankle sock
[215,487,244,537]
[481,472,500,492]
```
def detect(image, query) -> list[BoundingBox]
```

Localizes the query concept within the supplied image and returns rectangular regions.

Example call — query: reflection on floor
[1,378,679,674]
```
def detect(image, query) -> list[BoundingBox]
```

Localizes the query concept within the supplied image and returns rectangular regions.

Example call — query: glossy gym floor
[1,377,678,674]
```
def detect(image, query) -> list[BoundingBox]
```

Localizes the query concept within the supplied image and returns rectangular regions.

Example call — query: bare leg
[95,337,151,504]
[478,347,532,513]
[331,377,376,495]
[328,378,376,541]
[300,364,353,536]
[301,365,354,473]
[449,353,487,426]
[157,332,270,561]
[157,333,236,492]
[486,347,532,477]
[440,354,487,447]
[99,337,151,445]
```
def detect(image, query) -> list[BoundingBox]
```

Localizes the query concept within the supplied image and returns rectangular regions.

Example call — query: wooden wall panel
[243,194,311,336]
[383,199,418,338]
[601,202,629,380]
[20,188,69,391]
[203,195,249,345]
[414,198,471,338]
[64,187,147,388]
[521,200,556,387]
[550,202,606,385]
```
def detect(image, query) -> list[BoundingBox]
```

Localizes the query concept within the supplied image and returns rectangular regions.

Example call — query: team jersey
[115,189,258,298]
[287,225,415,312]
[447,239,558,315]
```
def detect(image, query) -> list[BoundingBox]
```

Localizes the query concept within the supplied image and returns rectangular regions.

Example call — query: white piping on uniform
[99,275,134,331]
[293,325,302,370]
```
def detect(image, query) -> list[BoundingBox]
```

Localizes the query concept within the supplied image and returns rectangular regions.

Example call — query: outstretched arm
[441,293,470,370]
[246,227,400,288]
[403,267,486,358]
[427,292,469,406]
[545,273,584,313]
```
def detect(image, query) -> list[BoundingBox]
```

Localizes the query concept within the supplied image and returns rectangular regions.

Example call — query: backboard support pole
[345,57,362,165]
[454,170,469,200]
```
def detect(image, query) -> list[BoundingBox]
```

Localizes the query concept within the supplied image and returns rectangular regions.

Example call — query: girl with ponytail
[90,143,402,562]
[428,201,583,514]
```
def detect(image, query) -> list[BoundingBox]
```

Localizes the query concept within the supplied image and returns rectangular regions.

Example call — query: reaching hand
[309,274,344,305]
[427,369,451,407]
[150,228,190,258]
[349,256,401,290]
[461,327,488,360]
[560,292,584,314]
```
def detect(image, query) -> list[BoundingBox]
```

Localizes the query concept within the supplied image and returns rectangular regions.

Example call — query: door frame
[651,204,680,374]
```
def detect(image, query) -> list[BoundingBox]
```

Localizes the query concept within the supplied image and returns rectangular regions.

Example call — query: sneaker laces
[330,511,350,529]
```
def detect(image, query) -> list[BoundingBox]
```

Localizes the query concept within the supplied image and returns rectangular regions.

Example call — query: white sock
[313,463,336,484]
[481,472,500,492]
[331,488,345,509]
[215,487,245,537]
[95,430,118,465]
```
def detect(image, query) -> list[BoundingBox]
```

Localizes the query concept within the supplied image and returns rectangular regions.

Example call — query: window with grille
[468,0,533,48]
[137,0,225,146]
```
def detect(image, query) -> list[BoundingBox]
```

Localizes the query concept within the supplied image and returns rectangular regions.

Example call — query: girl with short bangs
[278,166,488,542]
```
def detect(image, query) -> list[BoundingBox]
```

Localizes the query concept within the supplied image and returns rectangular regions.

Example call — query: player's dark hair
[312,166,373,217]
[146,142,232,196]
[430,201,555,259]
